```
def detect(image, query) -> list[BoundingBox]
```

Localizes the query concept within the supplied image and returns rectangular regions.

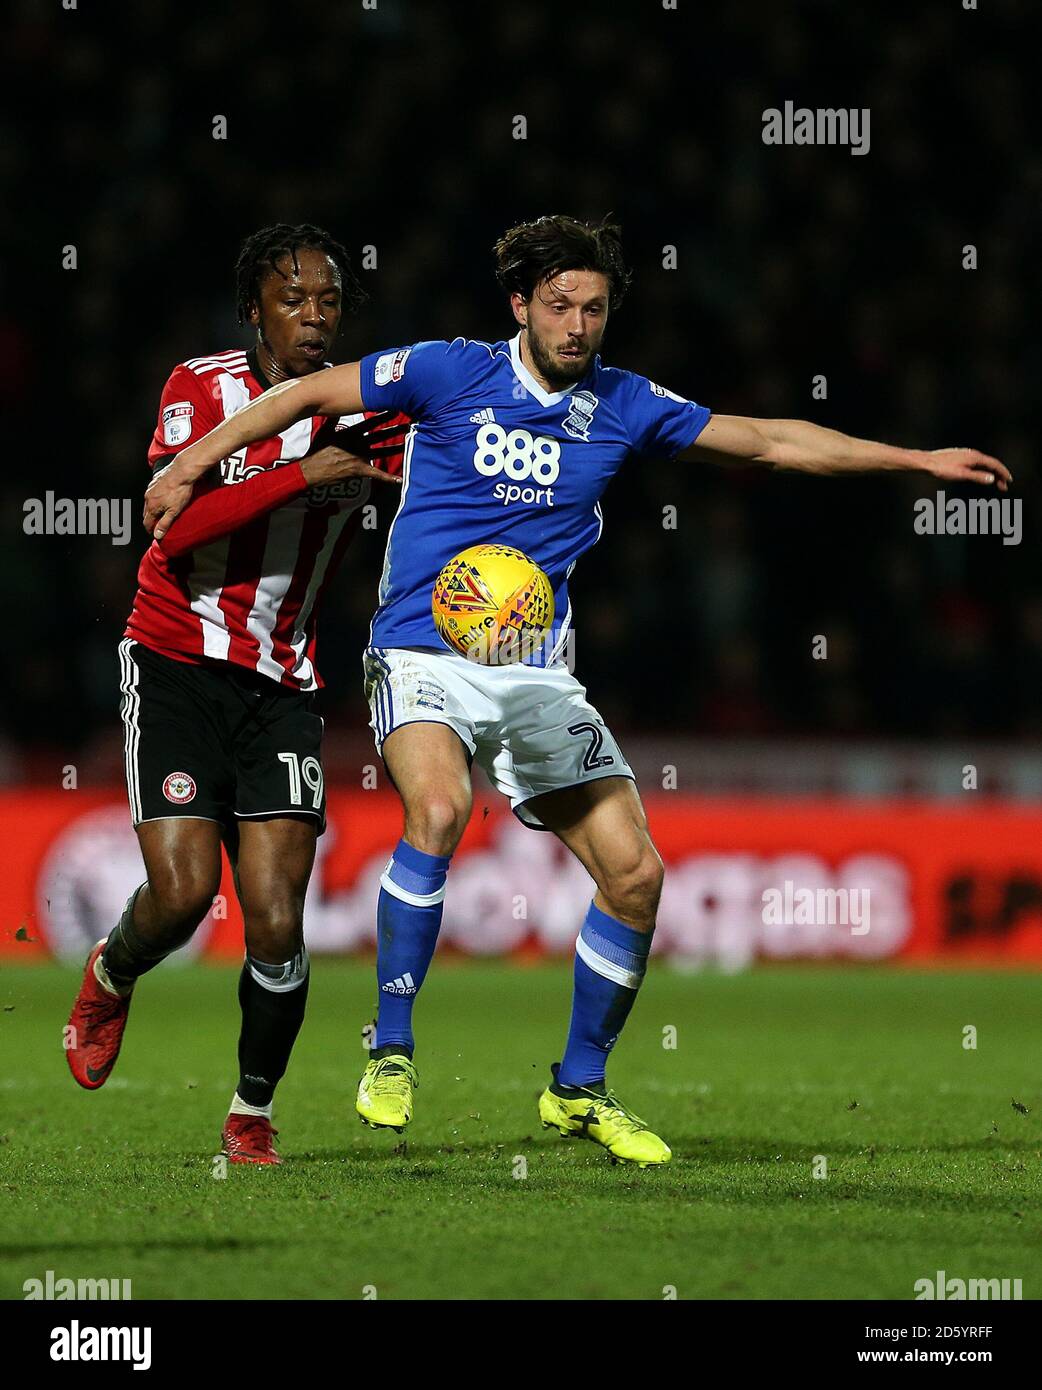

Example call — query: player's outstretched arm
[680,415,1011,491]
[143,363,365,539]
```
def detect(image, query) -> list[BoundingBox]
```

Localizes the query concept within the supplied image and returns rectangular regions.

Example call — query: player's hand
[144,460,196,540]
[299,446,404,489]
[309,409,409,463]
[924,449,1012,493]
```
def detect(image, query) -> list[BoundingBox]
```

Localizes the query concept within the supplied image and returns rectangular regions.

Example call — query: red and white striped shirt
[125,348,404,691]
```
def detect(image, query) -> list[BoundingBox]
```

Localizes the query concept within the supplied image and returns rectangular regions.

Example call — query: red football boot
[66,940,133,1090]
[221,1113,282,1165]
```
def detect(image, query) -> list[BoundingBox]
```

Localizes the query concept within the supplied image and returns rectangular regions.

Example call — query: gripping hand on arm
[156,442,402,558]
[143,362,366,539]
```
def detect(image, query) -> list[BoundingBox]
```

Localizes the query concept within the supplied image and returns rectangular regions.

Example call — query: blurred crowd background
[3,0,1035,783]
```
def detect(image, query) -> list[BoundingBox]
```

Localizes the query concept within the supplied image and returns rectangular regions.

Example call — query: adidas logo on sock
[381,973,417,995]
[469,408,495,425]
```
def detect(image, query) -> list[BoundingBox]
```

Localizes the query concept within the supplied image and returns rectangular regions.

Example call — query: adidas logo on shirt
[381,973,417,995]
[469,408,496,425]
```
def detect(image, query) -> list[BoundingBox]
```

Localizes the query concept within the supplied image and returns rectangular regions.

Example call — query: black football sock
[550,1067,608,1100]
[235,950,310,1108]
[370,1043,413,1062]
[100,885,173,990]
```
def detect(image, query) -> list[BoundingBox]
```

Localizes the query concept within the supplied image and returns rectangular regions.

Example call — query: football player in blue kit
[146,215,1009,1166]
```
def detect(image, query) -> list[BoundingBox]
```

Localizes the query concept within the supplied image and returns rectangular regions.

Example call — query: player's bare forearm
[173,364,363,483]
[143,363,366,538]
[681,415,1011,491]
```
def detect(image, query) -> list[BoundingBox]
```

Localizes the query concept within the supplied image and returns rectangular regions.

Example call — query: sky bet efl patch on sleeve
[373,348,411,386]
[162,401,194,445]
[650,381,688,403]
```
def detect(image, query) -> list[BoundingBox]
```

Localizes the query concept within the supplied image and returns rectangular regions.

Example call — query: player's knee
[243,901,305,964]
[404,792,469,856]
[603,848,664,925]
[147,860,220,935]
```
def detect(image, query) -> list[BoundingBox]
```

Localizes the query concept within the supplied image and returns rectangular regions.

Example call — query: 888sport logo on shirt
[472,423,561,507]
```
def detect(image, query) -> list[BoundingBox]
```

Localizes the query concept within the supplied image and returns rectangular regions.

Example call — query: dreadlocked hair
[234,223,365,325]
[493,214,632,309]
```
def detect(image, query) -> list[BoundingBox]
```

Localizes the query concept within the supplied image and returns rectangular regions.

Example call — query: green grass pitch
[1,960,1039,1300]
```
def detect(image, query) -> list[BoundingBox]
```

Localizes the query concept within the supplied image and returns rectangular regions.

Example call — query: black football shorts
[117,639,326,833]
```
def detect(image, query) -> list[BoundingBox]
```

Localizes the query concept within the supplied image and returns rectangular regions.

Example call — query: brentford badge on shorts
[162,771,197,804]
[162,401,194,445]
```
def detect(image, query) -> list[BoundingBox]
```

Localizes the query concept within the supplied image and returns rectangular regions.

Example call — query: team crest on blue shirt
[562,390,598,441]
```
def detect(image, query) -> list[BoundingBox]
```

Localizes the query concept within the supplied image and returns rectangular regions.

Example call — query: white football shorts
[362,645,634,829]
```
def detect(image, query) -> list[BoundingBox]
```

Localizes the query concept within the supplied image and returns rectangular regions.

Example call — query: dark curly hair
[493,215,632,309]
[234,223,365,325]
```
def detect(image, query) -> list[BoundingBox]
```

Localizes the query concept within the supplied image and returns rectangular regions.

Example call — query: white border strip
[575,930,642,990]
[379,871,446,907]
[117,639,142,823]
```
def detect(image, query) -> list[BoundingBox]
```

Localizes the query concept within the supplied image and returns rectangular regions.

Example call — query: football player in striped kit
[65,225,405,1163]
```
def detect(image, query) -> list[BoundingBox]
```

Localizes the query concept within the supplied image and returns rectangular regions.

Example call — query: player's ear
[247,299,261,329]
[509,292,528,328]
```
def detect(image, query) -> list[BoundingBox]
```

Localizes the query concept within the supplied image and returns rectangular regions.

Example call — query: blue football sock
[558,901,652,1089]
[374,839,451,1052]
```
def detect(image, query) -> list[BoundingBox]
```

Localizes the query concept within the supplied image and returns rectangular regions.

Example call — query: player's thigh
[235,815,318,960]
[234,688,327,830]
[135,817,225,926]
[119,639,235,829]
[364,647,477,820]
[526,775,664,905]
[483,666,634,832]
[381,720,474,849]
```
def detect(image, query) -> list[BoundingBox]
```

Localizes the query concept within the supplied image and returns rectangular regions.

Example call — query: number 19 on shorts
[278,752,324,809]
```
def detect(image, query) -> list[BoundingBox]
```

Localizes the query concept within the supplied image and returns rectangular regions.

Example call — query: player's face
[249,248,342,376]
[515,270,609,389]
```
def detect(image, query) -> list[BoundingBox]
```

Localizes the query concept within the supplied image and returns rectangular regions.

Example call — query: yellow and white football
[432,544,554,664]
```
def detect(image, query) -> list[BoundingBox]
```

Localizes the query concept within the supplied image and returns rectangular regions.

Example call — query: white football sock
[93,952,132,998]
[228,1092,273,1119]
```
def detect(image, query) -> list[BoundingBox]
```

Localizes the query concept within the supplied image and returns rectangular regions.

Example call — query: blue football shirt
[358,332,711,665]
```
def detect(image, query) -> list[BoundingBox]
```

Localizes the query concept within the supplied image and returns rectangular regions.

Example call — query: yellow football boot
[356,1053,418,1132]
[538,1066,671,1167]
